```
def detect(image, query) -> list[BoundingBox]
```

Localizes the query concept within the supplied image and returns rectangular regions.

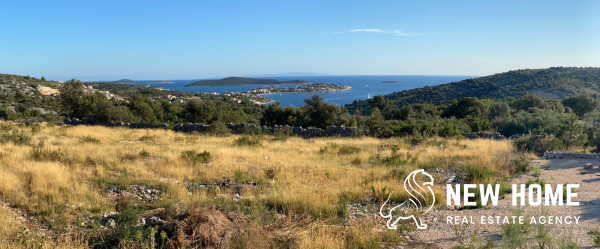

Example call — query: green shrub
[370,186,390,203]
[80,135,101,144]
[138,150,150,158]
[31,147,63,161]
[138,135,157,142]
[351,157,362,166]
[514,135,563,156]
[338,145,361,155]
[374,152,415,166]
[588,230,600,247]
[501,209,531,249]
[510,155,530,176]
[235,136,261,146]
[207,123,231,136]
[466,166,494,183]
[387,169,407,181]
[0,129,31,145]
[234,169,245,183]
[181,150,212,164]
[336,191,350,218]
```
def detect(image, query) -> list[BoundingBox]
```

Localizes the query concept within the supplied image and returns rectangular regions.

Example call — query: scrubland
[0,122,520,248]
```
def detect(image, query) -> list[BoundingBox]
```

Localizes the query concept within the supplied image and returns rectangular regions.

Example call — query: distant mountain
[346,67,600,114]
[185,76,309,87]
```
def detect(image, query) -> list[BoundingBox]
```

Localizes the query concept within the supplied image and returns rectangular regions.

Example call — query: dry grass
[0,122,517,248]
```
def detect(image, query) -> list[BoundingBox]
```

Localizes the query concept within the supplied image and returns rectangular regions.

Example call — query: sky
[0,1,598,81]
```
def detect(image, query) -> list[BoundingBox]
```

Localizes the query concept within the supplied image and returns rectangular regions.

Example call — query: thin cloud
[345,28,423,36]
[349,28,386,33]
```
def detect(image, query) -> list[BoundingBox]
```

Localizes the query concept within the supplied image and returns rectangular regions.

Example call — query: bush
[514,135,563,156]
[466,166,494,183]
[235,136,261,146]
[79,135,100,144]
[374,152,415,166]
[588,230,600,247]
[264,167,279,180]
[138,150,150,158]
[338,145,361,155]
[387,169,407,181]
[181,150,212,164]
[336,191,350,218]
[31,147,63,161]
[510,155,530,176]
[0,129,31,145]
[234,169,245,183]
[501,209,530,248]
[207,123,231,136]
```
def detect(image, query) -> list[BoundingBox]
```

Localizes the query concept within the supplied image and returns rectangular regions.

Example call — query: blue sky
[0,1,598,81]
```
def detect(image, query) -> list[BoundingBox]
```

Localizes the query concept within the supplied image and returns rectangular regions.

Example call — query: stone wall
[542,151,600,160]
[64,118,167,129]
[462,132,505,140]
[462,132,526,140]
[172,123,211,133]
[128,123,168,129]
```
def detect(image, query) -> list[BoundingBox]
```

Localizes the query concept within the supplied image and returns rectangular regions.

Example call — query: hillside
[185,76,308,87]
[346,67,600,113]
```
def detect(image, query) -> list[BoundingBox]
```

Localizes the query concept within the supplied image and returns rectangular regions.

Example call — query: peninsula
[185,76,309,87]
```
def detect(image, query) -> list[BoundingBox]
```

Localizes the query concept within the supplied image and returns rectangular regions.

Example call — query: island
[185,76,309,87]
[144,80,174,84]
[249,83,351,94]
[113,79,174,84]
[114,79,135,84]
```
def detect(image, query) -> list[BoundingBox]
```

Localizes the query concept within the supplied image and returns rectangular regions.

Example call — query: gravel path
[408,159,600,248]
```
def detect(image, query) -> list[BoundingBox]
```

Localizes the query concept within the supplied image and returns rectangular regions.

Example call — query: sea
[123,75,474,107]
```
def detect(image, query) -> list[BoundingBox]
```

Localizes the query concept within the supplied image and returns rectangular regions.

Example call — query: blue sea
[126,75,474,107]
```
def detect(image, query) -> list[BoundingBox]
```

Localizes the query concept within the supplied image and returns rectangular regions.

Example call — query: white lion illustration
[379,169,435,230]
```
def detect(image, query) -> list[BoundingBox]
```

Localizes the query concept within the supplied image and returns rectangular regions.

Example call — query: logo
[379,169,435,230]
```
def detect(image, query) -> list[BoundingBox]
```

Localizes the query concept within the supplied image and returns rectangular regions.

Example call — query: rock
[584,163,594,170]
[105,218,116,228]
[145,216,165,226]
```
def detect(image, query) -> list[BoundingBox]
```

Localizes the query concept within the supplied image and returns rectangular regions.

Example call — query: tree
[369,95,395,119]
[557,116,587,149]
[511,95,546,112]
[442,97,488,119]
[60,79,86,117]
[299,95,347,129]
[489,102,511,119]
[562,95,599,117]
[588,127,600,152]
[184,100,217,124]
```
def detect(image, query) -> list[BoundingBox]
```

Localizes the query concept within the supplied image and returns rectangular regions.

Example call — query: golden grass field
[0,122,518,248]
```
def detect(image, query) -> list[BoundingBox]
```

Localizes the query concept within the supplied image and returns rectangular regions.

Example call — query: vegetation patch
[338,145,361,155]
[181,150,212,164]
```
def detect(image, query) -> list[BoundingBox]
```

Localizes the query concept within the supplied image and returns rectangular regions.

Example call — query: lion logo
[379,169,435,230]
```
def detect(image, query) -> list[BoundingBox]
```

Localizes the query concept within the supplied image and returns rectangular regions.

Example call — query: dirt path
[409,159,600,248]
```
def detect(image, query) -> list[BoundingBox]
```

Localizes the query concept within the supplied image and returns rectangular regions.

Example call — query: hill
[346,67,600,114]
[185,76,308,87]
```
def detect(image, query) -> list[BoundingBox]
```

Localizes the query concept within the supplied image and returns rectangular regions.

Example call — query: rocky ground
[408,159,600,248]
